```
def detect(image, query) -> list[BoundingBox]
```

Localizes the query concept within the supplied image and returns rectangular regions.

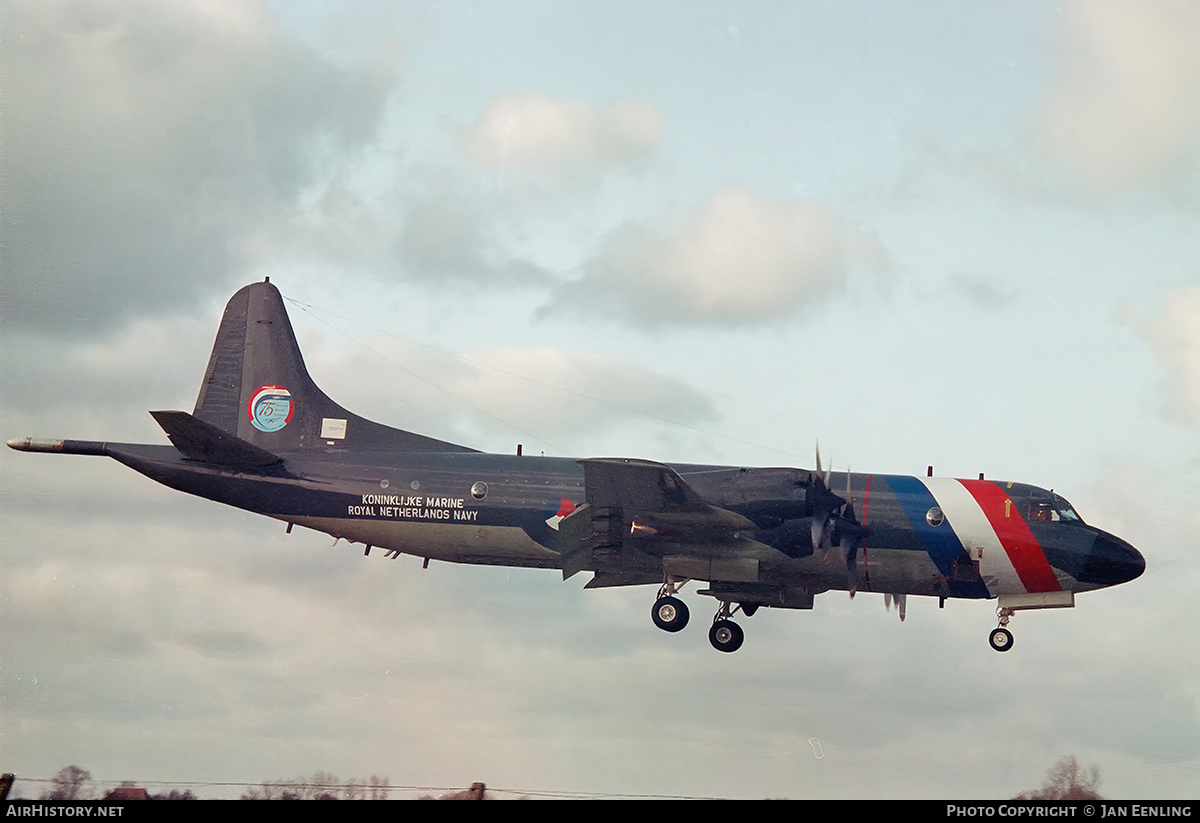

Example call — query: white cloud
[562,186,886,325]
[1126,285,1200,429]
[450,346,714,448]
[462,92,660,178]
[1038,0,1200,192]
[302,335,715,456]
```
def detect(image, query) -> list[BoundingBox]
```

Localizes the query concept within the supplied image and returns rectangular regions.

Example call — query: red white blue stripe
[888,476,1061,597]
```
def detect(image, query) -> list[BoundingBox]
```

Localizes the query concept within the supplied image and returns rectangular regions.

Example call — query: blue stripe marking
[883,475,990,599]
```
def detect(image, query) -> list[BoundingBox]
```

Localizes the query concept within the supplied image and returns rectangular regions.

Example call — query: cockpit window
[1052,494,1082,523]
[1028,502,1055,522]
[1028,494,1082,524]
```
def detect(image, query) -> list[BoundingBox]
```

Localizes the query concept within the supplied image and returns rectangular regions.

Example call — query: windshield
[1028,493,1083,523]
[1052,493,1082,523]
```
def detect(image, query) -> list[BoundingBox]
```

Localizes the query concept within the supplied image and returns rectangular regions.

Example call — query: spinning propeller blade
[836,470,869,595]
[811,446,872,597]
[810,442,845,557]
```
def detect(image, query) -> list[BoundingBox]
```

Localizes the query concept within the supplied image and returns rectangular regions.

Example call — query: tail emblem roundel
[248,385,294,432]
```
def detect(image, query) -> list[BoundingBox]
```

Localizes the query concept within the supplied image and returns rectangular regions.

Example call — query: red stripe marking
[958,479,1060,592]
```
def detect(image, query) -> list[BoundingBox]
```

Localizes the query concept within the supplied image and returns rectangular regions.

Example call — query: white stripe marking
[921,478,1026,596]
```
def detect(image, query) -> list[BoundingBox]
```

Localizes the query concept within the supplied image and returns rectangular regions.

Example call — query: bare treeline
[37,766,195,801]
[240,771,391,800]
[28,765,389,800]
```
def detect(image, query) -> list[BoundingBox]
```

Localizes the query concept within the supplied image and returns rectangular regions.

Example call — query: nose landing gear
[989,606,1015,652]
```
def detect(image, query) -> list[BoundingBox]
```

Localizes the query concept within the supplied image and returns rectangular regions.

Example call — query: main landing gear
[989,606,1015,652]
[651,596,689,632]
[651,578,690,633]
[708,601,744,653]
[650,579,750,653]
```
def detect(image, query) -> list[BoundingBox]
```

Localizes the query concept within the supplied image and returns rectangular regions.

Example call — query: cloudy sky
[2,0,1197,799]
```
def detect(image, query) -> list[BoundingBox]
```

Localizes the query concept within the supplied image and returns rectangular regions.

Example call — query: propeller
[810,445,902,612]
[809,444,871,596]
[809,443,845,557]
[835,470,870,596]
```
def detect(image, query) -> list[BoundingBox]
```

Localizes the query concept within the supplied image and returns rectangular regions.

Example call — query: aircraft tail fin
[192,280,477,454]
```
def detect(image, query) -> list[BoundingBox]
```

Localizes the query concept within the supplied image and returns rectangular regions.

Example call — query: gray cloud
[257,163,558,289]
[1,0,396,335]
[264,91,664,288]
[948,272,1017,311]
[392,171,556,286]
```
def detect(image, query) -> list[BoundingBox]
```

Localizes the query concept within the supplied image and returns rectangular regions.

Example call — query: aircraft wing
[560,458,783,584]
[578,457,713,514]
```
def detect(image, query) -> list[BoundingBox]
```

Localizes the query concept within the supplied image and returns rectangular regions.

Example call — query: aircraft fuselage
[57,440,1141,606]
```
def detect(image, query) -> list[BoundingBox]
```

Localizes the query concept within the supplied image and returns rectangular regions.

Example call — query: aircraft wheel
[652,596,689,633]
[989,627,1014,652]
[709,619,744,653]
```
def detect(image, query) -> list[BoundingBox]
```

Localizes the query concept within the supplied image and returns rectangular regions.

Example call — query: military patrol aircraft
[9,280,1145,653]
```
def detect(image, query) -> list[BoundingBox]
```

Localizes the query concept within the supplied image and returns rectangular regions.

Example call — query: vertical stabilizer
[193,281,477,453]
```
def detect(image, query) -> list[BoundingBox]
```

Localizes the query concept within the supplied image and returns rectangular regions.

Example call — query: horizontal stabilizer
[151,410,282,468]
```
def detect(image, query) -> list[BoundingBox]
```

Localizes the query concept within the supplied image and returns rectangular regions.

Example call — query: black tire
[989,627,1014,652]
[709,619,744,653]
[652,596,689,633]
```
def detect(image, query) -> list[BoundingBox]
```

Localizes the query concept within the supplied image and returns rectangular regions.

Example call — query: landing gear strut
[648,580,751,652]
[708,601,744,653]
[651,577,690,633]
[989,606,1015,652]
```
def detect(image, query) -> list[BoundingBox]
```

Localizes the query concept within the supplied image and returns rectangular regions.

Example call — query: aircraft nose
[1081,530,1145,587]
